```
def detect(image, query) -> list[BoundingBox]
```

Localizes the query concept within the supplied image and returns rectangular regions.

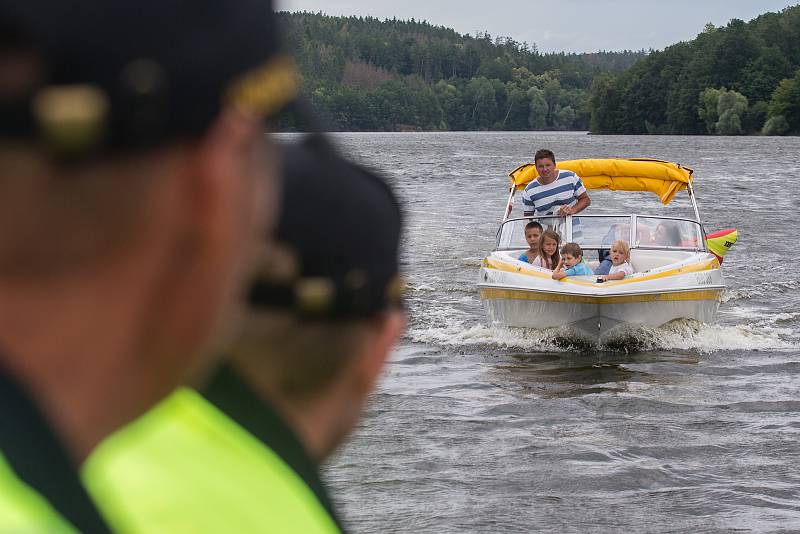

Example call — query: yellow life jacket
[0,452,79,533]
[83,388,342,534]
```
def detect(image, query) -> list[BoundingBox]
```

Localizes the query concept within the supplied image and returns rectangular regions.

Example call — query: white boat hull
[480,288,721,340]
[478,250,724,342]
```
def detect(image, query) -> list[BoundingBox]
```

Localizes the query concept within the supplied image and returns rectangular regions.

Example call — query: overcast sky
[276,0,798,53]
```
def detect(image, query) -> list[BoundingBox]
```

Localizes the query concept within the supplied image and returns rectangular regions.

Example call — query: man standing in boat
[522,149,591,239]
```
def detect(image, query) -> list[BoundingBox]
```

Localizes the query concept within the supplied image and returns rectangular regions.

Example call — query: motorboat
[478,158,737,343]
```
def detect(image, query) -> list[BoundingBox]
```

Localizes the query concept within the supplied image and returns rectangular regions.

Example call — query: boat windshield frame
[495,214,707,252]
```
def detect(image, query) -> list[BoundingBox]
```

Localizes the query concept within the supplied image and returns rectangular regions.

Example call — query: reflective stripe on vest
[0,453,78,533]
[83,388,341,534]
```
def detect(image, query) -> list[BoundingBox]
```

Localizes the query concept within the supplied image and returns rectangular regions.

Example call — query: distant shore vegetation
[277,7,800,135]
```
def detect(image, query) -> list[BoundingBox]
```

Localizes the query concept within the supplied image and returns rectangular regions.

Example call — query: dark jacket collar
[202,364,344,532]
[0,363,112,534]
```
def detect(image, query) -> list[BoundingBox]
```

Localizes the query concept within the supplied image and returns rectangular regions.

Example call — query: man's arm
[558,192,591,216]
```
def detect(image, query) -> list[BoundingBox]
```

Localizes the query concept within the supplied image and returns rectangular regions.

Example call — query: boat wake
[722,276,800,303]
[601,319,796,353]
[407,317,797,354]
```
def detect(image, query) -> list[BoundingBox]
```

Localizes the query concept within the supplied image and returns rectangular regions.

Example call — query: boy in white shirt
[597,240,634,281]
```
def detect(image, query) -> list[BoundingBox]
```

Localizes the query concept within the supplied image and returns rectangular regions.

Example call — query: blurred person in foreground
[83,134,406,533]
[0,1,298,531]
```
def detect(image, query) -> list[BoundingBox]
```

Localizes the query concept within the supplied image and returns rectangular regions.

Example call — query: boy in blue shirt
[517,221,543,263]
[552,242,593,280]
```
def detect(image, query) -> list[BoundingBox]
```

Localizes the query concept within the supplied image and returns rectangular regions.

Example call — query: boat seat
[630,252,684,273]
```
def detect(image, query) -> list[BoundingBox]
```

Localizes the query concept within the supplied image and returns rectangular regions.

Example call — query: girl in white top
[531,229,561,270]
[597,240,634,281]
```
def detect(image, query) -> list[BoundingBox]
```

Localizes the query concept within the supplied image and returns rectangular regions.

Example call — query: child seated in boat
[552,242,593,280]
[596,240,634,281]
[531,229,561,270]
[596,223,630,275]
[517,221,543,263]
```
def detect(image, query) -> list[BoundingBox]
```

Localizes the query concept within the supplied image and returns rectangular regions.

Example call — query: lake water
[317,132,800,533]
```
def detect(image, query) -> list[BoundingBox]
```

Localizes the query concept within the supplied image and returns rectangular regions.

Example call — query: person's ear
[353,310,406,397]
[152,111,269,381]
[182,109,265,250]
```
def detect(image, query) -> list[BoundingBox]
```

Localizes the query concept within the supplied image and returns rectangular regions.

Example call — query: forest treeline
[277,7,800,135]
[276,12,644,131]
[591,5,800,135]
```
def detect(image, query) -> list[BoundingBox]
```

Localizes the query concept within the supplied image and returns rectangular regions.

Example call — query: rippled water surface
[316,132,800,533]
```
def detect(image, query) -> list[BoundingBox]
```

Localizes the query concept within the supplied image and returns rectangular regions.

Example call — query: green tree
[697,87,748,135]
[592,6,800,134]
[527,87,548,129]
[464,76,497,129]
[698,87,723,133]
[274,9,800,132]
[711,19,760,90]
[762,115,790,135]
[718,90,748,135]
[501,86,530,130]
[767,68,800,133]
[552,105,576,130]
[542,77,562,127]
[743,100,769,133]
[739,46,793,103]
[433,80,459,129]
[477,57,513,82]
[589,73,619,133]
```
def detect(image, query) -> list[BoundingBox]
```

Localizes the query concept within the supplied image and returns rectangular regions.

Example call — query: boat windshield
[572,216,632,249]
[496,216,567,250]
[496,215,705,251]
[634,216,704,249]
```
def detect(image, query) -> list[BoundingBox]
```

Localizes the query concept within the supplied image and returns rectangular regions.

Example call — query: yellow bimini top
[509,158,694,205]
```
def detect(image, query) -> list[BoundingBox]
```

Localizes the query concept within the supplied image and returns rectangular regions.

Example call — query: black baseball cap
[0,0,301,156]
[248,134,404,319]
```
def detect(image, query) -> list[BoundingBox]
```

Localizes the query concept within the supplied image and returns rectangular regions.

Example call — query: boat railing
[495,214,706,253]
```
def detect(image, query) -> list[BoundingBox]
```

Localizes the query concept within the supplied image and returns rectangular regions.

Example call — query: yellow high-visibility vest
[83,388,342,534]
[0,453,79,533]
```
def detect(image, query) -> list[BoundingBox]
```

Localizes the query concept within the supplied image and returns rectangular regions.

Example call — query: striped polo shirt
[522,170,587,238]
